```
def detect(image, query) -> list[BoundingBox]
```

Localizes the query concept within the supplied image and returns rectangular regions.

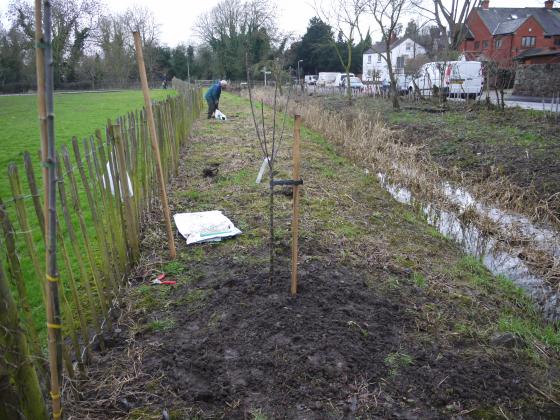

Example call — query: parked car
[349,76,364,89]
[395,74,413,94]
[304,75,318,85]
[334,72,356,87]
[408,61,483,98]
[317,72,339,87]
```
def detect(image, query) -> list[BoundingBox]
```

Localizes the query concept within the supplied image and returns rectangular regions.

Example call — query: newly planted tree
[246,55,292,284]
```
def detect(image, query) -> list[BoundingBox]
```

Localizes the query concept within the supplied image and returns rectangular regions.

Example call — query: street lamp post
[187,54,191,84]
[297,59,303,84]
[261,66,271,87]
[298,59,304,93]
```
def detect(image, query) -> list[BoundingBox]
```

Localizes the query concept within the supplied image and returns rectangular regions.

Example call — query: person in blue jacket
[205,80,227,119]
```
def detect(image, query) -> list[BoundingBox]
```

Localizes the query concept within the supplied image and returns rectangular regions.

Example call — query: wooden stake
[291,115,302,296]
[133,31,176,259]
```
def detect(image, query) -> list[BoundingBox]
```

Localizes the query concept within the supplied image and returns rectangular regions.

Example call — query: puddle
[377,173,560,321]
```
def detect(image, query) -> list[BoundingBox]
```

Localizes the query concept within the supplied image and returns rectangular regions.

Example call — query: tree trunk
[386,48,400,110]
[346,38,353,105]
[346,68,352,105]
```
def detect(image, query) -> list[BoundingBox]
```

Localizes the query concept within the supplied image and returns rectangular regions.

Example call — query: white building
[362,37,427,82]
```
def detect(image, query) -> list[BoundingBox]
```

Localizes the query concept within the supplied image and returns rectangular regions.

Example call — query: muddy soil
[68,94,560,419]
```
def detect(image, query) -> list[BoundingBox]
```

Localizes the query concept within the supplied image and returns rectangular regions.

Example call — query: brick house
[461,0,560,68]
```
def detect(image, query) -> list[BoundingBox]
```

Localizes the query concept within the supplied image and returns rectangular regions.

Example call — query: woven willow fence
[0,78,201,418]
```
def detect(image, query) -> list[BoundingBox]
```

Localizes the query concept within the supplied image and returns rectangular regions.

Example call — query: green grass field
[0,89,175,199]
[0,89,176,340]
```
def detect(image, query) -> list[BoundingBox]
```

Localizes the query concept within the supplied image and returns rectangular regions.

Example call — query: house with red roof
[460,1,560,67]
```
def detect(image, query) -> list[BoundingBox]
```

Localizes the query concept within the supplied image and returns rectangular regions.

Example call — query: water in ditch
[377,173,560,321]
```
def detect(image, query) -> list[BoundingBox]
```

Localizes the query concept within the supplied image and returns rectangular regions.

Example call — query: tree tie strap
[46,274,59,283]
[50,391,62,419]
[47,323,62,329]
[36,41,49,49]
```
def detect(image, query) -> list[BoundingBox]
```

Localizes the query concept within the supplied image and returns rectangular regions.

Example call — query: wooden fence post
[113,125,140,261]
[56,159,105,351]
[60,147,111,329]
[8,164,46,302]
[0,256,48,419]
[72,137,118,294]
[0,198,43,361]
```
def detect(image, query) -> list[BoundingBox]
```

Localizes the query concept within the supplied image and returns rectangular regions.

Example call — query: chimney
[480,0,490,9]
[545,0,554,9]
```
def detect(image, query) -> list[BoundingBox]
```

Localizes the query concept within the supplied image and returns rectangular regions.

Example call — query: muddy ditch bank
[320,96,560,217]
[378,172,560,320]
[245,90,560,322]
[66,93,560,418]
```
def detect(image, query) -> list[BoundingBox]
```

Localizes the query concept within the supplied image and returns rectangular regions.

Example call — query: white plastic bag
[215,109,227,120]
[174,211,241,244]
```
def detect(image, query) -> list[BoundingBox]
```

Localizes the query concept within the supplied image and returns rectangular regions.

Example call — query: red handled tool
[151,273,176,285]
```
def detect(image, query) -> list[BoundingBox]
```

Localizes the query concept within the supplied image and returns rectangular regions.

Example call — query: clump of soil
[202,163,220,177]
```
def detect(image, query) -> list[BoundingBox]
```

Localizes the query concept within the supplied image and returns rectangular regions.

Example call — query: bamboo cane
[291,115,302,296]
[133,31,176,259]
[34,0,48,228]
[43,3,63,418]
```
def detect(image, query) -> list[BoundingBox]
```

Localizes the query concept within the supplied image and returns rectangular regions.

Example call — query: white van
[334,72,356,87]
[317,72,339,87]
[409,61,483,98]
[304,75,318,85]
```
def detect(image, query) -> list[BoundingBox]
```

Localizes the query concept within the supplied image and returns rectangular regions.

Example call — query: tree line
[0,0,473,93]
[0,0,213,93]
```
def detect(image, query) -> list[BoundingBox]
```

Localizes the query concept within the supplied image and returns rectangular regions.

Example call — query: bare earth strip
[67,93,560,419]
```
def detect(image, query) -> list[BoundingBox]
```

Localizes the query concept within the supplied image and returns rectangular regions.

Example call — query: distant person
[382,78,389,95]
[205,80,227,119]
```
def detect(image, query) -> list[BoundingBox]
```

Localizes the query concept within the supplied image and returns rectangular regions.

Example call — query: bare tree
[404,53,429,97]
[9,0,102,83]
[95,14,134,86]
[366,0,409,110]
[314,0,366,105]
[195,0,278,79]
[122,5,161,80]
[411,0,475,50]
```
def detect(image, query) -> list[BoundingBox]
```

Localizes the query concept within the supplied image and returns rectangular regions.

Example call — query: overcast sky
[0,0,550,47]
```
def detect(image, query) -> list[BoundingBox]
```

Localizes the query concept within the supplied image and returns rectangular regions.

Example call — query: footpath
[69,93,560,419]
